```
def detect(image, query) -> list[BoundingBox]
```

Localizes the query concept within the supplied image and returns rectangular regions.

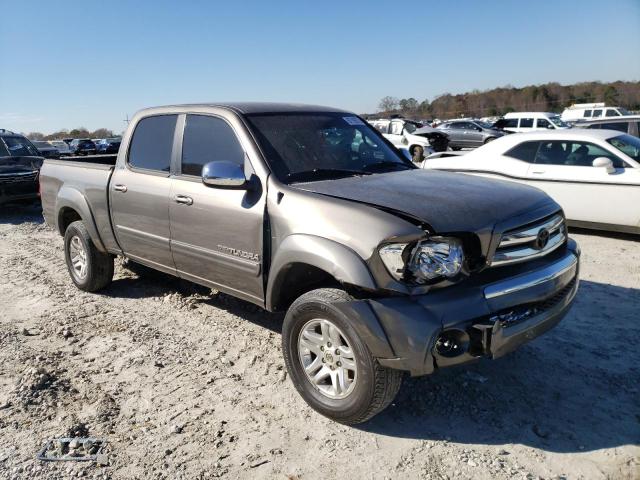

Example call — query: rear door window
[181,114,245,176]
[505,141,540,162]
[593,109,603,118]
[128,115,178,172]
[583,110,592,118]
[519,118,534,128]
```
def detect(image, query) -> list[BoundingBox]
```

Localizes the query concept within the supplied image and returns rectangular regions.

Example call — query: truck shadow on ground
[105,265,640,454]
[0,202,44,225]
[568,226,639,242]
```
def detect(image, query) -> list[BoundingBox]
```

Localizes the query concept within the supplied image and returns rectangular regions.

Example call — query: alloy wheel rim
[298,318,358,399]
[69,235,88,280]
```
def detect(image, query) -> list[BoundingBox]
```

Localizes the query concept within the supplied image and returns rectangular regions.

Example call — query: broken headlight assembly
[379,237,464,284]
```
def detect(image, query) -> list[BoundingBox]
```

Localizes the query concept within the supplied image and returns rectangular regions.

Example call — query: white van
[494,112,570,133]
[561,103,631,122]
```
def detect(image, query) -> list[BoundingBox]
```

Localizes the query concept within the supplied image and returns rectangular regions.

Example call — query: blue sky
[1,0,639,134]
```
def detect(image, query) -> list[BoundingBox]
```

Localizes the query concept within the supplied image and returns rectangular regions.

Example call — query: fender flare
[55,186,107,252]
[266,234,376,311]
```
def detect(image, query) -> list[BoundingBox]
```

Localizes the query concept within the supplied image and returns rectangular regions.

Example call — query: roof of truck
[141,102,350,115]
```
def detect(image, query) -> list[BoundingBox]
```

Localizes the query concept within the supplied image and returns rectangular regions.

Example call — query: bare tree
[378,96,399,112]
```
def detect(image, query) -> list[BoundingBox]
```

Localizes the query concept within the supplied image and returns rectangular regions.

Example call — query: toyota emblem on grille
[534,228,550,250]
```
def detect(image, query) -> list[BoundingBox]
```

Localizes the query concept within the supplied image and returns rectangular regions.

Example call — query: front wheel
[64,220,114,292]
[484,137,496,144]
[282,288,403,424]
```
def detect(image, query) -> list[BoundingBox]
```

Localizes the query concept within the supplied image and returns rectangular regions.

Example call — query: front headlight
[379,237,464,283]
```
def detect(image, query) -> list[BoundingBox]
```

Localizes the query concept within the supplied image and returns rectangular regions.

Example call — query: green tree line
[25,128,116,141]
[375,80,640,120]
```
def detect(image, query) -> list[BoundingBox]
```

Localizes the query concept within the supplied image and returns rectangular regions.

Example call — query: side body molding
[55,186,107,252]
[266,234,377,311]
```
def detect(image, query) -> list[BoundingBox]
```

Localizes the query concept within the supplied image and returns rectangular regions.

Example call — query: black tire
[484,137,496,144]
[410,145,425,163]
[282,288,403,424]
[451,146,462,151]
[64,220,114,292]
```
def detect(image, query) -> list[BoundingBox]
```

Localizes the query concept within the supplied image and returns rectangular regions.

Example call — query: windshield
[607,134,640,163]
[549,116,569,128]
[2,136,40,156]
[245,112,414,183]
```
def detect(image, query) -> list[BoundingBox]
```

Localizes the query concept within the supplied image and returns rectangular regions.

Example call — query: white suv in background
[561,103,631,122]
[494,112,570,133]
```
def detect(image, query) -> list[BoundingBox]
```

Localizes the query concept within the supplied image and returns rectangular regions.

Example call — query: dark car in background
[436,120,505,150]
[0,130,43,205]
[574,115,640,138]
[69,139,97,156]
[32,140,61,159]
[96,137,121,154]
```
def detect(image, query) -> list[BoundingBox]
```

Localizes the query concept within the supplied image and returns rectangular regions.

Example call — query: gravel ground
[0,203,638,480]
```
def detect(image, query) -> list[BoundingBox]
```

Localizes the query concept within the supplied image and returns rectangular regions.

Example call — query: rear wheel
[282,288,403,424]
[64,221,114,292]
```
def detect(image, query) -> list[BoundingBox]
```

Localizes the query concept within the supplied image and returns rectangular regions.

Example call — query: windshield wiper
[361,161,413,173]
[285,168,370,183]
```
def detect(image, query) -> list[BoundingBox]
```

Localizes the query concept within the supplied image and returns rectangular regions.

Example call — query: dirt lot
[0,204,638,480]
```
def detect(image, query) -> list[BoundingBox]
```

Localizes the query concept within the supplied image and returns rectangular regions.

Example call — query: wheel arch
[55,187,107,252]
[266,235,376,312]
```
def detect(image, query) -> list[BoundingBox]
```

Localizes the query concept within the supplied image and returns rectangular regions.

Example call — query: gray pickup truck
[40,103,580,424]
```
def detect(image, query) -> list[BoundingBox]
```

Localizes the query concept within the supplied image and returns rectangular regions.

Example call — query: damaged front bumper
[336,239,580,376]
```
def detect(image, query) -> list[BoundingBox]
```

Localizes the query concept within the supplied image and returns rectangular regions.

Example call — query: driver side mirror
[476,127,482,132]
[202,161,248,188]
[592,157,615,174]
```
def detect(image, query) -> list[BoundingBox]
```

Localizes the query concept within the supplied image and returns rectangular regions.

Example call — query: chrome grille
[491,213,566,266]
[0,171,38,184]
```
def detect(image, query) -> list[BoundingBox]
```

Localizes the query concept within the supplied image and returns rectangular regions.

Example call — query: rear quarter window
[128,115,178,172]
[504,141,540,162]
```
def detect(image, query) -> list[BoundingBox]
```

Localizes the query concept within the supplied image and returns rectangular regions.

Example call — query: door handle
[531,170,546,174]
[174,194,193,206]
[113,184,127,192]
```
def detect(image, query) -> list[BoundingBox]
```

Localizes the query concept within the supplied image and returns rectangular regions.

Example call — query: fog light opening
[435,329,470,358]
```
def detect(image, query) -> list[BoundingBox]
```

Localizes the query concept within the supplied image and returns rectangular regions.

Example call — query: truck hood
[293,169,557,233]
[0,156,42,174]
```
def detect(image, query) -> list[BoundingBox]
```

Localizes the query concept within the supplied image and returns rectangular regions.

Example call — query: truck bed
[40,158,120,252]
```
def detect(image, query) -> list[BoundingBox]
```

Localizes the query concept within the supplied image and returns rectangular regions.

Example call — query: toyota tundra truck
[40,103,580,424]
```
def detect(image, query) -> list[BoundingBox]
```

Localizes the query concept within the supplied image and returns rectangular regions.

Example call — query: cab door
[168,113,266,305]
[386,120,407,148]
[110,114,179,274]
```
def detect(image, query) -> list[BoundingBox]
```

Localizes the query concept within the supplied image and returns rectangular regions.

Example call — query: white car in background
[493,112,570,133]
[423,129,640,234]
[49,140,72,156]
[561,103,631,123]
[368,118,438,161]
